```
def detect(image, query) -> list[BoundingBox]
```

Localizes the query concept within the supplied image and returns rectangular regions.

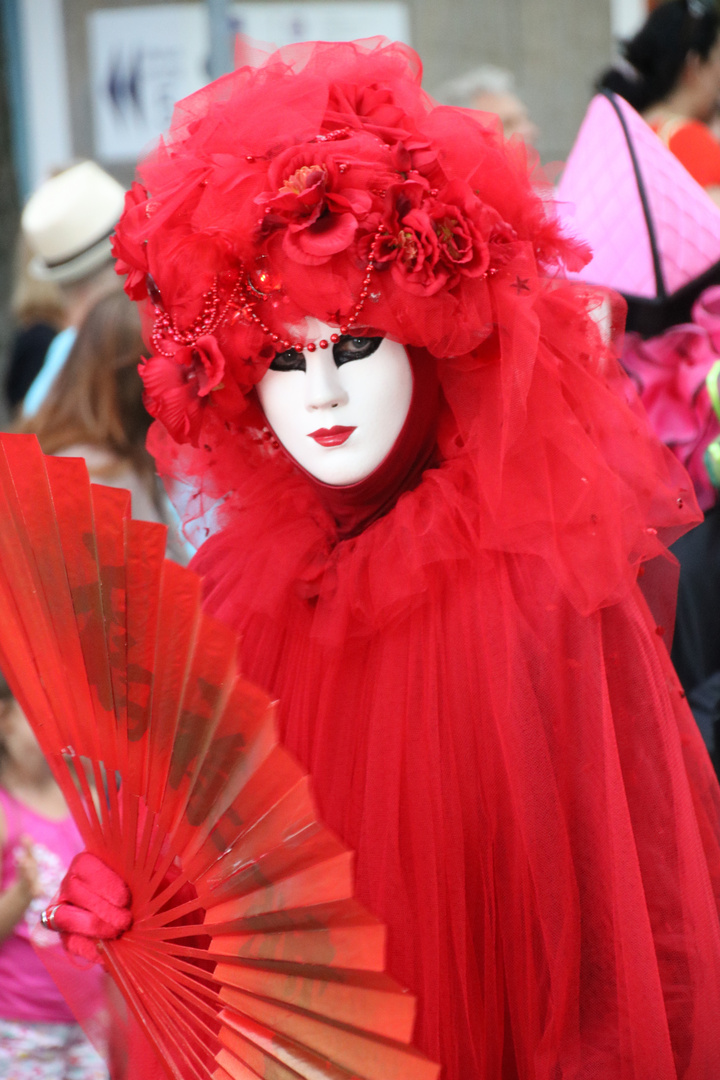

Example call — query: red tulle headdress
[112,37,583,451]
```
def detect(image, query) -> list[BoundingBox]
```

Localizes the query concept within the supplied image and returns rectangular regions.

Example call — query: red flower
[428,181,494,283]
[141,335,227,445]
[258,147,373,265]
[375,178,445,295]
[268,164,328,228]
[184,335,226,395]
[112,183,150,301]
[374,178,512,295]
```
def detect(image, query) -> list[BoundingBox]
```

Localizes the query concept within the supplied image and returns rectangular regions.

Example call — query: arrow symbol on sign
[107,51,144,120]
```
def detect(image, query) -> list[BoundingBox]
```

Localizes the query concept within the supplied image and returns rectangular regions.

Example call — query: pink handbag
[556,92,720,337]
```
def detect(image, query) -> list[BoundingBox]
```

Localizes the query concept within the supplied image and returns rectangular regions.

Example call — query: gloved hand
[43,852,133,963]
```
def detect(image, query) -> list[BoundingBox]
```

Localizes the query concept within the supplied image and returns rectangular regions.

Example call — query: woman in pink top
[0,673,107,1080]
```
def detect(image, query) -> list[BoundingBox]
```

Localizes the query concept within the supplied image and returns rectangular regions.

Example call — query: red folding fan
[0,433,439,1080]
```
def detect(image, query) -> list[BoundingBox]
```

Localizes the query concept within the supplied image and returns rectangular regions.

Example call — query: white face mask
[256,318,413,486]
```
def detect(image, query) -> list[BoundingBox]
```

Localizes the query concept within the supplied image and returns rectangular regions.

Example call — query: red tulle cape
[167,287,720,1079]
[196,538,720,1079]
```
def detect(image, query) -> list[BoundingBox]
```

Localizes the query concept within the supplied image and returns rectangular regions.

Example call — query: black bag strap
[599,89,667,301]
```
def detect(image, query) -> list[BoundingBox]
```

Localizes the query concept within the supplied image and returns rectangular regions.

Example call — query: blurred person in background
[4,236,66,412]
[19,161,126,416]
[0,670,108,1079]
[436,63,538,145]
[17,291,188,565]
[598,0,720,202]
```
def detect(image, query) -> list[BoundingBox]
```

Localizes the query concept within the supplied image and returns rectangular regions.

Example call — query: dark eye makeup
[269,335,383,372]
[269,347,306,372]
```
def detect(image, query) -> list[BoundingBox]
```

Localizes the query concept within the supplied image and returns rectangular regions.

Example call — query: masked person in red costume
[46,38,720,1080]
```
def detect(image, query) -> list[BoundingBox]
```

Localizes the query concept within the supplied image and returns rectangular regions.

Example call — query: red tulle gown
[174,285,720,1079]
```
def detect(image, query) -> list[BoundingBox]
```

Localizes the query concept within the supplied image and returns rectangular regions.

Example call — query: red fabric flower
[141,335,228,445]
[184,335,226,396]
[111,183,150,301]
[374,178,502,296]
[259,146,375,265]
[428,184,491,283]
[374,178,438,294]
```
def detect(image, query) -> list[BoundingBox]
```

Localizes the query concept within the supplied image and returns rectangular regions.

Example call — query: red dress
[180,285,720,1079]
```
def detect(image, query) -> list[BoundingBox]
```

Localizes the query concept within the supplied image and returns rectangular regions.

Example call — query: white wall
[610,0,648,42]
[19,0,73,193]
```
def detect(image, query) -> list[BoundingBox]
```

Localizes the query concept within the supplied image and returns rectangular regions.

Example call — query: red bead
[271,334,279,342]
[293,342,303,352]
[319,339,329,349]
[246,155,255,162]
[340,326,348,334]
[306,342,316,352]
[330,333,339,343]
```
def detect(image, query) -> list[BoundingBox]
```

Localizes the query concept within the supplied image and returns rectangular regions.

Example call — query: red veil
[114,39,720,1078]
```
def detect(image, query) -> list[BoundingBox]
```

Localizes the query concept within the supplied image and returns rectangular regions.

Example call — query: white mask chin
[256,318,413,486]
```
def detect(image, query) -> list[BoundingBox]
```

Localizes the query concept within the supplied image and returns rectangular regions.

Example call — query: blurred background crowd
[1,0,720,1074]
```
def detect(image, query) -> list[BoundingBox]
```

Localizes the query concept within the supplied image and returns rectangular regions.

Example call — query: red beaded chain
[150,226,386,357]
[151,279,245,357]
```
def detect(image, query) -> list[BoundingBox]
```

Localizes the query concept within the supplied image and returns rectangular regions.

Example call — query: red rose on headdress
[429,181,506,283]
[259,147,374,265]
[374,178,513,295]
[141,335,229,445]
[112,183,150,301]
[375,178,445,295]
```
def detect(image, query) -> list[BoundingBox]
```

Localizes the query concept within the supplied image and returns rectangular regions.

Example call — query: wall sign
[88,2,410,164]
[89,5,209,163]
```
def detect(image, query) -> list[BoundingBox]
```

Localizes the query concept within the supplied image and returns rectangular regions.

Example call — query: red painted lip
[309,425,356,446]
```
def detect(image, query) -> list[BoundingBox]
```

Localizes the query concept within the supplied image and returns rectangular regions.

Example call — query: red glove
[43,852,133,963]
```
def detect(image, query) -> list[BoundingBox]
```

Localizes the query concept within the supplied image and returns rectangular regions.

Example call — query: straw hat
[22,161,126,284]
